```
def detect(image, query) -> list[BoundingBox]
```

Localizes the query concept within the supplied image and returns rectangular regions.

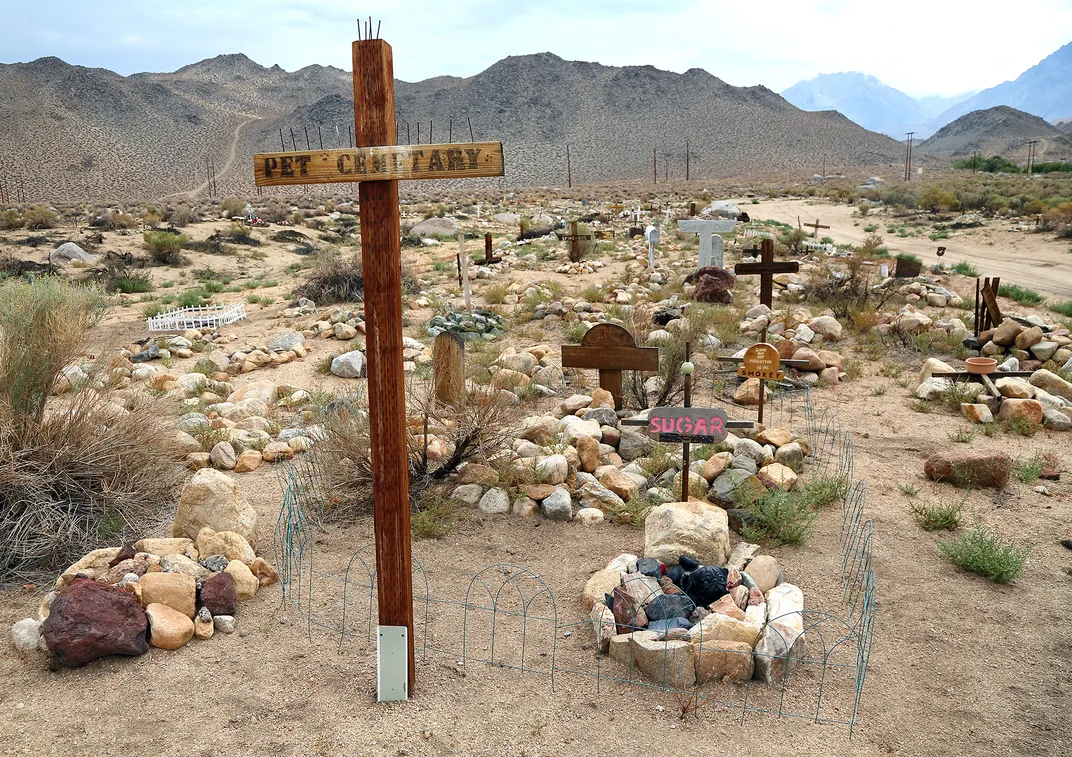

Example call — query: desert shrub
[178,289,208,308]
[858,232,887,257]
[291,249,364,304]
[164,204,199,227]
[939,526,1029,583]
[997,283,1044,306]
[0,278,183,578]
[857,201,871,216]
[22,205,58,230]
[224,222,259,246]
[742,489,818,546]
[1050,301,1072,317]
[808,256,904,319]
[109,275,153,294]
[910,500,963,531]
[1014,451,1045,483]
[1,210,24,230]
[143,230,189,264]
[411,489,461,540]
[93,210,137,231]
[951,260,979,277]
[918,186,961,212]
[482,281,510,305]
[220,197,246,218]
[315,387,518,522]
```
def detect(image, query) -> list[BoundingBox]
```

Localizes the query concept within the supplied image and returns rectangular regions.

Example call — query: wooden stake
[459,231,471,309]
[352,38,414,693]
[681,342,691,502]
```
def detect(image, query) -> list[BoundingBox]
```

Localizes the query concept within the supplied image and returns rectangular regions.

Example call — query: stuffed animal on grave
[666,555,729,607]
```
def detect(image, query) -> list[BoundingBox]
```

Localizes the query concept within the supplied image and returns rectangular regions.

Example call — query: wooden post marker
[459,232,472,310]
[559,221,592,263]
[561,323,658,410]
[482,233,501,265]
[432,331,465,406]
[253,36,504,700]
[734,239,799,309]
[738,342,784,424]
[677,219,735,269]
[804,218,829,239]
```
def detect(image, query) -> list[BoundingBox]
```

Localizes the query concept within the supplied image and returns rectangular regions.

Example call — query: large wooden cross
[803,218,829,239]
[561,323,658,409]
[734,239,799,308]
[253,37,504,699]
[559,221,593,263]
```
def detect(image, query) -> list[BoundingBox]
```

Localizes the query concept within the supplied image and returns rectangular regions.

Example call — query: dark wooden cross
[561,323,658,410]
[559,220,593,263]
[734,238,799,308]
[480,232,501,265]
[253,37,504,700]
[804,218,829,239]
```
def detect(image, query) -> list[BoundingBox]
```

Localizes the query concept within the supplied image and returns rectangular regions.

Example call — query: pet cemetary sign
[561,323,659,410]
[677,218,736,269]
[253,30,504,702]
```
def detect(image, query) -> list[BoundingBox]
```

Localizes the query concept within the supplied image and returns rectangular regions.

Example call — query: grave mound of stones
[11,471,278,666]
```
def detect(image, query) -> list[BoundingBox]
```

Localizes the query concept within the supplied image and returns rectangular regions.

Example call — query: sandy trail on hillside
[750,198,1072,301]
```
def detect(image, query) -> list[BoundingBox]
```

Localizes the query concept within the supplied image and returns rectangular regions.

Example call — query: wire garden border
[145,302,246,332]
[272,396,876,735]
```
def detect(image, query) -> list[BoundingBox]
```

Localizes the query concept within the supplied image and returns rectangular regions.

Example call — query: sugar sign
[646,407,729,444]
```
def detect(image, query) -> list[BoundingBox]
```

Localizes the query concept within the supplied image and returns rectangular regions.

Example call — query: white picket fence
[146,303,247,332]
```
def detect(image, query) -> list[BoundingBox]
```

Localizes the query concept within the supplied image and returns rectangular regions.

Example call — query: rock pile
[450,391,810,524]
[735,305,846,388]
[11,490,277,666]
[585,543,804,686]
[963,317,1072,368]
[426,310,506,341]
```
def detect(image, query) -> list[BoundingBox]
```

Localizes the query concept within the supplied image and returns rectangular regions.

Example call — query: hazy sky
[2,0,1071,97]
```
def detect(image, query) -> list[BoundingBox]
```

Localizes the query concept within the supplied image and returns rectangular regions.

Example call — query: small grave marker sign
[646,406,729,444]
[645,225,660,268]
[738,343,784,381]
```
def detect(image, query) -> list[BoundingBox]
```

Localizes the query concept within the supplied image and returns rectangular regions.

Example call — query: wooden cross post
[559,221,593,263]
[481,233,501,265]
[253,37,504,700]
[734,239,799,309]
[561,323,658,410]
[804,218,830,239]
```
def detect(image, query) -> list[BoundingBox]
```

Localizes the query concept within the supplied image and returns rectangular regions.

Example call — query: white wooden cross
[645,225,660,268]
[677,219,737,269]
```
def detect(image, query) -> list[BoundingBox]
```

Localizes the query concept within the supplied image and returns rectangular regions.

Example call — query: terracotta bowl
[965,357,997,375]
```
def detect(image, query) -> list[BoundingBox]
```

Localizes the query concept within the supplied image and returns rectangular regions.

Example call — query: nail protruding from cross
[734,238,799,309]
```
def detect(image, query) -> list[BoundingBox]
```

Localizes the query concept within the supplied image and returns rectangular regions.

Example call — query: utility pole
[653,146,657,184]
[1027,140,1039,175]
[904,132,916,182]
[685,139,690,181]
[566,144,572,188]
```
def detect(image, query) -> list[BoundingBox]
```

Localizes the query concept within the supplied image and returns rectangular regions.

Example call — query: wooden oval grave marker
[738,343,784,381]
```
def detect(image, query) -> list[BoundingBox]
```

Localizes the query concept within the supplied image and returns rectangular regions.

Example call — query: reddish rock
[686,266,735,304]
[108,544,137,568]
[198,571,237,617]
[40,578,148,668]
[611,586,648,633]
[924,449,1011,489]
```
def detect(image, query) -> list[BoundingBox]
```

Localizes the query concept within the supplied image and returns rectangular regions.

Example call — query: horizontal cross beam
[254,142,504,186]
[561,345,659,372]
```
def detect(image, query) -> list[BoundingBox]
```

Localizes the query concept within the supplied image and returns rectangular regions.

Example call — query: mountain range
[783,41,1072,140]
[919,106,1072,159]
[0,53,905,202]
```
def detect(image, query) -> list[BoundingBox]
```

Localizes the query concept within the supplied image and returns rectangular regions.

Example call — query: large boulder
[173,469,258,546]
[695,639,754,684]
[330,350,365,378]
[923,448,1011,488]
[644,500,730,567]
[685,266,735,304]
[753,584,805,683]
[610,630,696,688]
[41,578,148,667]
[807,316,842,341]
[49,242,94,264]
[268,330,305,353]
[617,429,655,462]
[1029,369,1072,402]
[146,603,194,650]
[410,217,459,238]
[138,573,196,619]
[199,571,238,616]
[996,398,1043,427]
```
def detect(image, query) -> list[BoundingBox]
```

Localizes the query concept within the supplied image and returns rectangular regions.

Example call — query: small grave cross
[253,35,504,701]
[677,219,736,269]
[804,218,829,239]
[561,323,659,410]
[559,221,593,263]
[734,238,799,308]
[645,225,660,268]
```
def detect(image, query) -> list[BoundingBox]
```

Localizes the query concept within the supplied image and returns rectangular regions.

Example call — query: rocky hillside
[918,105,1072,159]
[0,53,905,201]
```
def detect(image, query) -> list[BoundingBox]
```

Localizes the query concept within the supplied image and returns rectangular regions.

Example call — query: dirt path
[747,197,1072,301]
[161,117,259,201]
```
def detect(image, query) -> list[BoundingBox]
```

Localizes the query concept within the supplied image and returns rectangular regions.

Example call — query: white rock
[11,618,42,654]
